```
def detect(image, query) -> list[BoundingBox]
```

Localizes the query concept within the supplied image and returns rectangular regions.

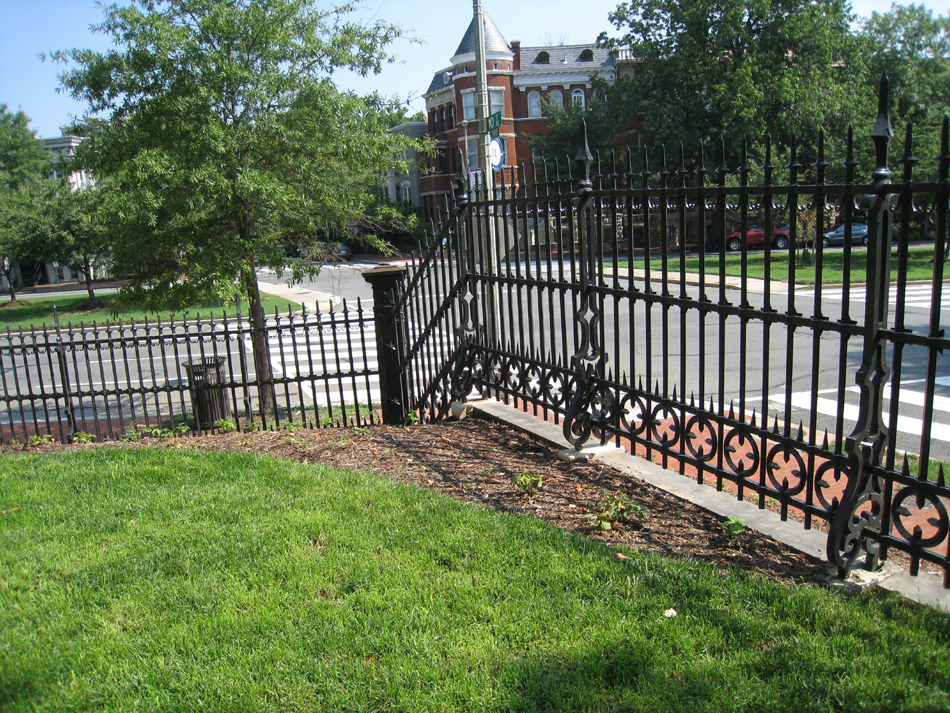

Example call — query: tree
[0,106,52,303]
[529,79,637,173]
[856,4,950,176]
[55,0,419,418]
[44,182,113,305]
[598,0,860,169]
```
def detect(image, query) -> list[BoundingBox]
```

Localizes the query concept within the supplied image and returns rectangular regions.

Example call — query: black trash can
[183,357,231,429]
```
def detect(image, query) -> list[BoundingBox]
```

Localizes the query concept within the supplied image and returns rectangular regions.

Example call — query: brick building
[419,11,615,223]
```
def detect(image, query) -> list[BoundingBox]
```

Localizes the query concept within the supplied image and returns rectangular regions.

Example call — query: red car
[724,225,790,251]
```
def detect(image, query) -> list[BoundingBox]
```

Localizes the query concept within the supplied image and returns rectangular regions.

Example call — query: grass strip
[621,247,937,285]
[0,293,306,332]
[1,447,949,712]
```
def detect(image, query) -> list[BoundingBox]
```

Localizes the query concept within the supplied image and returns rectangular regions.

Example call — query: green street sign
[486,110,502,138]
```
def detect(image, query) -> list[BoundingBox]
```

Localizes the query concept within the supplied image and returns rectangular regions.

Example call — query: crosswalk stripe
[769,391,950,443]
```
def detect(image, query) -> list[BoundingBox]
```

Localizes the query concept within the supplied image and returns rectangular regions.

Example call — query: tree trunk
[242,263,277,422]
[79,259,97,305]
[2,266,16,302]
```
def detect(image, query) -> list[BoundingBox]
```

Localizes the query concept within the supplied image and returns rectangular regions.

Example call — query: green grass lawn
[2,447,949,712]
[623,247,939,285]
[0,293,304,332]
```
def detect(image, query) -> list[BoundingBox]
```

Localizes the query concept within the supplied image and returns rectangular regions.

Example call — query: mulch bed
[2,416,841,588]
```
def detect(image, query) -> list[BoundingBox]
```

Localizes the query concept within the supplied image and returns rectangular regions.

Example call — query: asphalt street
[4,253,948,462]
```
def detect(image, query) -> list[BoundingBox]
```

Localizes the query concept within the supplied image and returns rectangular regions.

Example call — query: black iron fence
[0,301,379,443]
[389,77,950,585]
[2,77,947,588]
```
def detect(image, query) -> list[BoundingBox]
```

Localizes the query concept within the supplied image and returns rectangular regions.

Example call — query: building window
[439,108,446,133]
[536,51,550,64]
[467,137,479,168]
[528,90,542,118]
[548,89,563,109]
[579,49,594,62]
[462,92,476,121]
[489,88,504,116]
[572,88,586,108]
[400,182,412,203]
[448,104,455,129]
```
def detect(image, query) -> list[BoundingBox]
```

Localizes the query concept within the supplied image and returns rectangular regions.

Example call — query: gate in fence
[383,76,950,586]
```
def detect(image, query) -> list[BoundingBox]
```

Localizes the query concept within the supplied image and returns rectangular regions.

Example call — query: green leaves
[57,0,419,306]
[599,0,860,166]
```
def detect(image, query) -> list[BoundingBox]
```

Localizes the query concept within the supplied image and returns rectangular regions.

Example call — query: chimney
[511,40,521,71]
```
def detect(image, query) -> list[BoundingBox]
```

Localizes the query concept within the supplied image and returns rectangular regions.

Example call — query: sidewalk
[255,279,340,311]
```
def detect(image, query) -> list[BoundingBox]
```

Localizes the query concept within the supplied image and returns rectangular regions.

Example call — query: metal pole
[473,0,501,349]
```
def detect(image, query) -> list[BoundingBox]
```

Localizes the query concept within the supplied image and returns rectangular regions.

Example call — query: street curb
[465,398,949,612]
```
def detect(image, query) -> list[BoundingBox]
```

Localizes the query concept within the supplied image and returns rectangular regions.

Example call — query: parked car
[822,223,869,247]
[316,240,353,259]
[722,225,791,251]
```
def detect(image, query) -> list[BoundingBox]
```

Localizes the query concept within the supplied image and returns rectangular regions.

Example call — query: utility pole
[473,0,501,348]
[473,0,492,198]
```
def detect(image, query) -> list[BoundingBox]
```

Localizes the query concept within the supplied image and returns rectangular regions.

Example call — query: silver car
[822,223,869,247]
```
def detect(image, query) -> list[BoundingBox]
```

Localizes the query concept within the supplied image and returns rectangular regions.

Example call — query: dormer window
[579,49,594,62]
[536,51,550,64]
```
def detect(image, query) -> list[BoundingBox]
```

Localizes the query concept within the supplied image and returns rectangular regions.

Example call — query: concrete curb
[465,398,949,611]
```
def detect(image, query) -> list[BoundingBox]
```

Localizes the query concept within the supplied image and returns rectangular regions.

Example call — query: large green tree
[598,0,859,168]
[42,181,113,305]
[0,106,52,302]
[855,4,950,178]
[55,0,418,417]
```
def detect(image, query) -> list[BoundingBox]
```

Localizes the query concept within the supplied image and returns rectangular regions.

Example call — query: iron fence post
[53,304,76,444]
[363,265,411,424]
[828,72,896,577]
[563,119,610,448]
[450,170,482,402]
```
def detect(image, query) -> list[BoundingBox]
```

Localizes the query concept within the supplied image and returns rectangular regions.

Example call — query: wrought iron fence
[392,76,949,585]
[0,301,380,443]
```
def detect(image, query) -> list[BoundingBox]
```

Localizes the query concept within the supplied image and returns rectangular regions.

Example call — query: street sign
[489,137,504,170]
[486,110,502,138]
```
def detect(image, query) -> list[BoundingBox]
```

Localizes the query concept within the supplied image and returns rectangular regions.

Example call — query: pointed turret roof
[452,12,512,60]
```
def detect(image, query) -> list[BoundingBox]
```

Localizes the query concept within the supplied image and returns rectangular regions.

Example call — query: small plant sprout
[722,516,746,538]
[215,418,237,433]
[511,471,543,494]
[72,431,94,444]
[26,434,56,447]
[587,491,649,531]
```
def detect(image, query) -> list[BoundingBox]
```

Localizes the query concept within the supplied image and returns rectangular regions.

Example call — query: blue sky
[1,0,942,139]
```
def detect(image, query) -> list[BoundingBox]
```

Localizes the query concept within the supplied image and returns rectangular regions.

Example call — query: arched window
[548,89,563,109]
[579,49,594,62]
[536,51,550,64]
[400,182,412,203]
[572,88,586,108]
[528,90,542,118]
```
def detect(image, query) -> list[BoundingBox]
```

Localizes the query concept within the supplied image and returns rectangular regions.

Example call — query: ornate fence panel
[0,302,379,443]
[401,78,949,585]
